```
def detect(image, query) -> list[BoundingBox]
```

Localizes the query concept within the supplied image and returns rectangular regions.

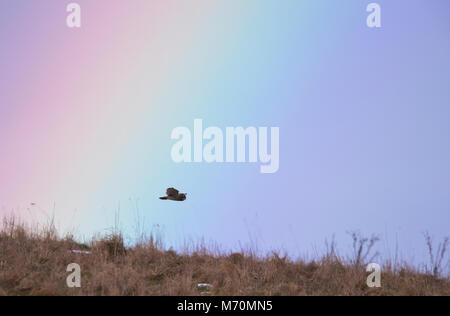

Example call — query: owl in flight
[159,187,187,201]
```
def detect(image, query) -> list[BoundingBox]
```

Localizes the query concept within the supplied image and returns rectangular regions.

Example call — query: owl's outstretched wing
[166,187,179,197]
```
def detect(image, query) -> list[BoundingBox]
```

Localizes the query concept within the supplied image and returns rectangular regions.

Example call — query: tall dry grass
[0,218,448,296]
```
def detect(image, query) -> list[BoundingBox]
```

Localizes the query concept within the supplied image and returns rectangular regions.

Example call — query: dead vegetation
[0,218,448,296]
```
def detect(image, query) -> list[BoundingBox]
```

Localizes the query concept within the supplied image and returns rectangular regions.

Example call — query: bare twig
[424,232,449,277]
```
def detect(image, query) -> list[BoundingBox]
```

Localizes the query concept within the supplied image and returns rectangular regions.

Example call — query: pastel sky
[1,1,449,264]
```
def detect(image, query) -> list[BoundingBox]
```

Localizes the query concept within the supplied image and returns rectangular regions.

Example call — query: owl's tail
[159,196,168,200]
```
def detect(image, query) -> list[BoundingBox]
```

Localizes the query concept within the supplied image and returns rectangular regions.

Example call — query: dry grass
[0,218,448,296]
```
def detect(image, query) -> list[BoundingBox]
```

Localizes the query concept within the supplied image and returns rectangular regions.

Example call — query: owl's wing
[166,187,179,197]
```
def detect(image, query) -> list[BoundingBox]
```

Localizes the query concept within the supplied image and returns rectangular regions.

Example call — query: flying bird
[159,187,187,201]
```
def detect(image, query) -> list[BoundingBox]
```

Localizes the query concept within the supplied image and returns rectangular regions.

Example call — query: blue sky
[1,1,449,269]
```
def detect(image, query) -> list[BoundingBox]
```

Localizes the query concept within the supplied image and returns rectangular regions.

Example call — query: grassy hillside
[0,219,448,296]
